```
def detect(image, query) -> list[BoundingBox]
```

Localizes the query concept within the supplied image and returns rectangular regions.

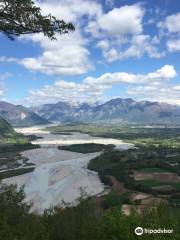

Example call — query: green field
[135,179,180,191]
[138,167,173,173]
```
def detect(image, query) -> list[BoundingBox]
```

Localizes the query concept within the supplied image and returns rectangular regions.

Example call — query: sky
[0,0,180,106]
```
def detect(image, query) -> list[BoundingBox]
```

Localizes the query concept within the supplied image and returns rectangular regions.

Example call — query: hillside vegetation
[0,117,28,144]
[58,143,114,153]
[0,117,39,178]
[0,117,16,139]
[0,183,179,240]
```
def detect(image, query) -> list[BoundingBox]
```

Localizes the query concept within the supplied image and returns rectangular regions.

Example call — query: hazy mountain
[0,101,49,127]
[32,98,180,124]
[31,102,74,122]
[80,98,180,124]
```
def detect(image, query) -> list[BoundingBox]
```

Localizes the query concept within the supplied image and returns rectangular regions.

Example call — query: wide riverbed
[4,125,133,213]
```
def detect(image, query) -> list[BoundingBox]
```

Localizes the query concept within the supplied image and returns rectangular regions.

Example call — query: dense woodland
[58,143,114,153]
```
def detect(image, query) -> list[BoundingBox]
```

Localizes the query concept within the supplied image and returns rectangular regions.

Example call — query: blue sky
[0,0,180,106]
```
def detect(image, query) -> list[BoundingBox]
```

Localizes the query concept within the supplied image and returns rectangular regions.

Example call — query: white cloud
[84,65,176,86]
[87,4,164,62]
[26,79,106,105]
[1,1,166,73]
[87,4,144,37]
[20,31,93,76]
[39,0,102,23]
[145,64,176,79]
[167,39,180,52]
[123,65,179,105]
[22,1,160,73]
[127,83,180,105]
[158,13,180,52]
[102,34,165,62]
[26,65,177,105]
[158,13,180,34]
[18,0,102,76]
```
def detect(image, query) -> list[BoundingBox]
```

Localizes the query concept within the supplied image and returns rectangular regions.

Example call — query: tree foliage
[0,0,75,40]
[0,183,180,240]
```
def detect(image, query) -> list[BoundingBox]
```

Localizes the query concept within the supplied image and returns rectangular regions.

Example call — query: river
[3,125,133,213]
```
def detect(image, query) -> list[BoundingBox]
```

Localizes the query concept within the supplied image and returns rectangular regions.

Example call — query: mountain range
[0,98,180,127]
[0,101,49,127]
[32,98,180,124]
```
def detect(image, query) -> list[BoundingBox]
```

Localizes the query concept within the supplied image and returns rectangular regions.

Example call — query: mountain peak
[31,97,180,124]
[0,100,49,127]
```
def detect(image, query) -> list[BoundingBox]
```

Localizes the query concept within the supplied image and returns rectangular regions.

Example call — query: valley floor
[3,125,133,213]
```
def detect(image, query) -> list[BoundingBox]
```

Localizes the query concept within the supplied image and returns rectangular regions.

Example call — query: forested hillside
[0,117,20,144]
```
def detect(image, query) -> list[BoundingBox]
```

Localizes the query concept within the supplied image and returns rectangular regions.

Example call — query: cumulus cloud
[20,31,93,75]
[124,64,179,105]
[158,13,180,34]
[18,0,102,76]
[158,13,180,52]
[87,4,144,37]
[100,34,165,62]
[26,65,177,105]
[84,65,176,86]
[126,84,180,105]
[167,39,180,52]
[26,79,106,105]
[1,1,166,72]
[87,4,164,61]
[40,0,102,23]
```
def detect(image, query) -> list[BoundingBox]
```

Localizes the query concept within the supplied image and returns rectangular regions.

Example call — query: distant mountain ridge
[0,101,49,127]
[31,98,180,124]
[1,98,180,126]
